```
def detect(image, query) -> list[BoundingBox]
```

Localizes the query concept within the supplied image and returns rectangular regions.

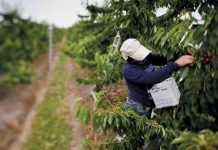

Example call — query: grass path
[22,53,72,150]
[22,52,93,150]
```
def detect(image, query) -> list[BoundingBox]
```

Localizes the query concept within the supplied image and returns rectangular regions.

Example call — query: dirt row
[0,51,59,150]
[0,43,95,150]
[64,57,94,150]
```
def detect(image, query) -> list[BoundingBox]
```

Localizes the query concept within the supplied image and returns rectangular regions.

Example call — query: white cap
[120,38,150,61]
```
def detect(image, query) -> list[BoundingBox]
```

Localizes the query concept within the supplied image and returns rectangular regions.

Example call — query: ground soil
[0,50,60,150]
[0,49,94,150]
[0,54,50,150]
[64,57,93,150]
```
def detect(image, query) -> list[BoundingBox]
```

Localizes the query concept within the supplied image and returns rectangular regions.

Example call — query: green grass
[23,53,72,150]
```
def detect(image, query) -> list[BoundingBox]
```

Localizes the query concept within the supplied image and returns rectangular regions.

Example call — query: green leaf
[171,137,185,145]
[115,118,120,129]
[160,33,169,48]
[161,127,166,137]
[206,93,214,103]
[108,115,113,125]
[153,26,157,33]
[180,67,189,78]
[103,115,108,128]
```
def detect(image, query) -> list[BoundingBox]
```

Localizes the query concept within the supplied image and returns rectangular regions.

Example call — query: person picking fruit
[120,38,195,118]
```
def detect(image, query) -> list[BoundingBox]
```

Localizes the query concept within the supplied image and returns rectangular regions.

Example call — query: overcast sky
[0,0,201,28]
[0,0,104,28]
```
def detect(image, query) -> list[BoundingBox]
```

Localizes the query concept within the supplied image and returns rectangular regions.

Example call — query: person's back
[122,62,153,107]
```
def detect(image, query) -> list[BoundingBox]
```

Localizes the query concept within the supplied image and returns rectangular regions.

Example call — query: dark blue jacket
[122,53,179,106]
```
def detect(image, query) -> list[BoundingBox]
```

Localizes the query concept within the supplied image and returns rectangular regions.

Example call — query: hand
[175,55,195,67]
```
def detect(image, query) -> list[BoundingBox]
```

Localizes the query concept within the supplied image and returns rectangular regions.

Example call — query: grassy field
[23,53,72,150]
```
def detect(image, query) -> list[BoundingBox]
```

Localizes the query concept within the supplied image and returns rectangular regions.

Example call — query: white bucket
[149,78,181,108]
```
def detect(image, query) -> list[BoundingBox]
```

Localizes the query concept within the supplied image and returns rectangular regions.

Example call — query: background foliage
[0,10,64,89]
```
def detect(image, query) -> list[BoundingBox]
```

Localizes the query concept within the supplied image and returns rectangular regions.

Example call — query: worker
[120,39,195,118]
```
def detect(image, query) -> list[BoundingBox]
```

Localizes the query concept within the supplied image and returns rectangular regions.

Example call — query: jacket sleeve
[145,53,167,66]
[145,53,180,66]
[123,62,179,85]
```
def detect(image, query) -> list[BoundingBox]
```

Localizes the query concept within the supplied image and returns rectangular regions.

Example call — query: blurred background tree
[0,1,65,89]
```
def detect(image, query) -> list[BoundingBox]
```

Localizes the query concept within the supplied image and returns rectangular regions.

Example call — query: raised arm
[123,55,195,85]
[123,62,179,85]
[145,53,168,66]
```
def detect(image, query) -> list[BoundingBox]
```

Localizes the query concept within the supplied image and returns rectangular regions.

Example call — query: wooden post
[49,24,53,69]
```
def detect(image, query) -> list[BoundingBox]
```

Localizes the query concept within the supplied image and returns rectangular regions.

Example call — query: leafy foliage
[75,100,177,150]
[171,130,218,150]
[0,10,64,89]
[67,0,218,149]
